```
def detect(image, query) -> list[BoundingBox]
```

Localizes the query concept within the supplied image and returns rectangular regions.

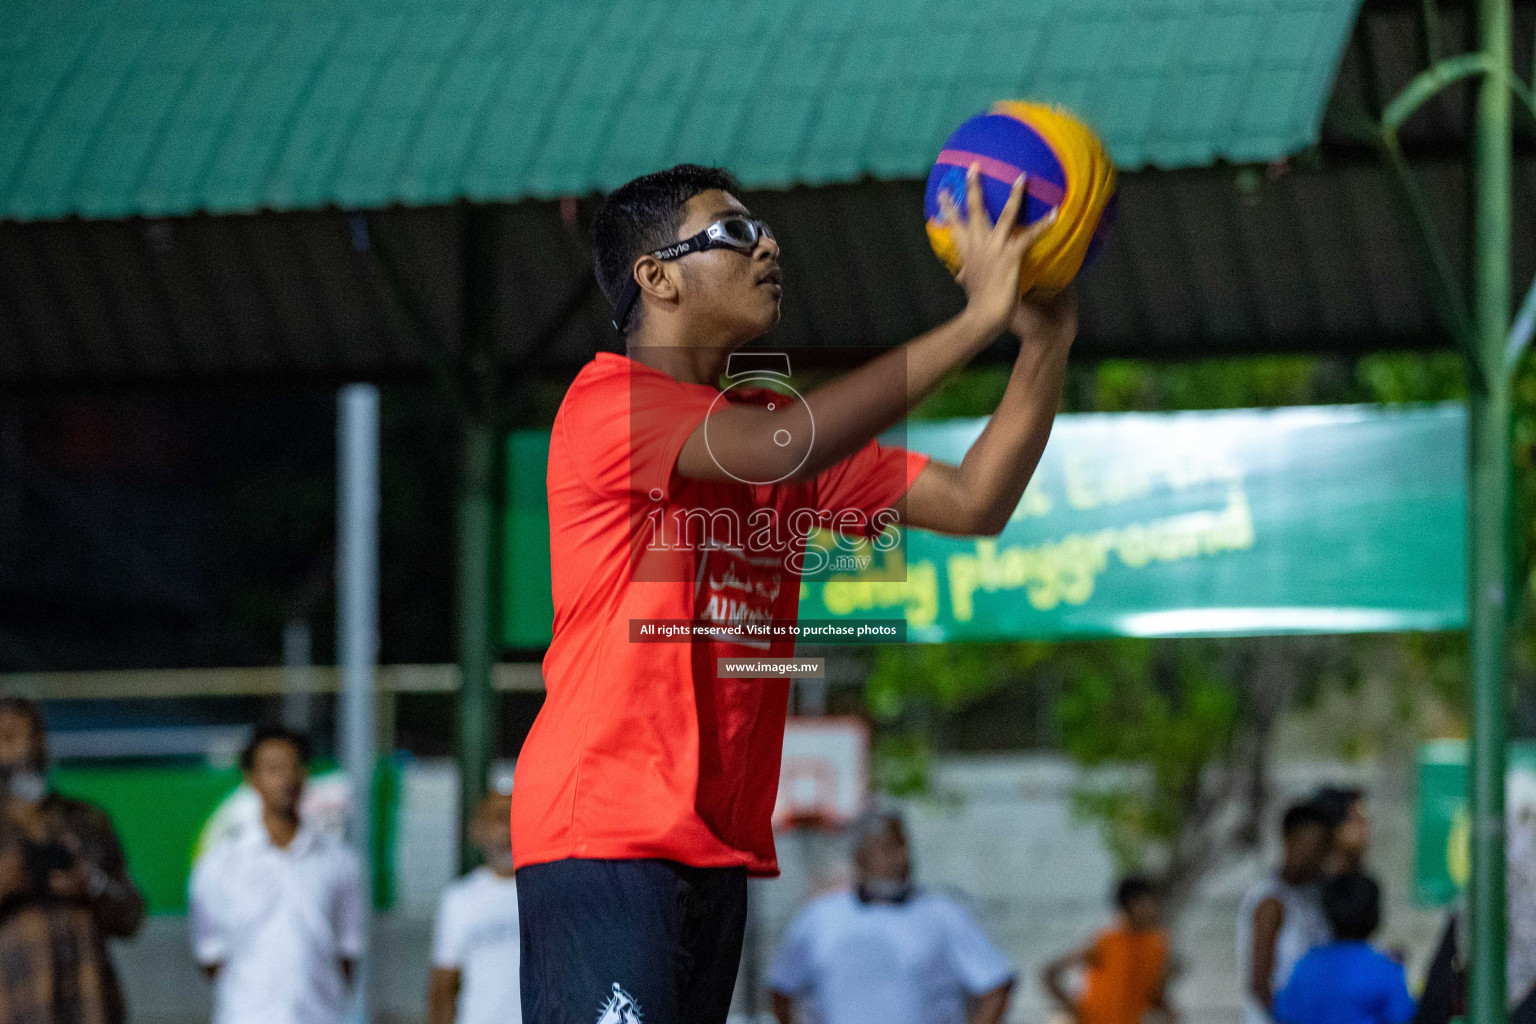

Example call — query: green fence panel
[53,764,241,915]
[503,430,554,649]
[1414,740,1536,906]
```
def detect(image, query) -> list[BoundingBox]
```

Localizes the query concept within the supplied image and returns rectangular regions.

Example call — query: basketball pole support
[1468,0,1515,1018]
[457,419,499,871]
[1361,0,1525,1014]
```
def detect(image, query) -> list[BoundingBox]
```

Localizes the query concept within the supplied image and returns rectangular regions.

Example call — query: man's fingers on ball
[938,188,962,229]
[965,165,989,232]
[1020,206,1059,248]
[993,174,1027,239]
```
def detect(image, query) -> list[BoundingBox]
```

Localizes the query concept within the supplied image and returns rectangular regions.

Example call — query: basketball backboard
[773,716,869,829]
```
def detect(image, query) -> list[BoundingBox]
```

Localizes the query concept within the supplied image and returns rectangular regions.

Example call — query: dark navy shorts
[517,858,748,1024]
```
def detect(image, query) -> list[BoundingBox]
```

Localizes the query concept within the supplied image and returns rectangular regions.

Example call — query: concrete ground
[115,914,434,1024]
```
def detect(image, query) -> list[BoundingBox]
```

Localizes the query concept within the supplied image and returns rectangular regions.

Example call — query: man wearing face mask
[428,791,522,1024]
[0,697,145,1024]
[767,810,1014,1024]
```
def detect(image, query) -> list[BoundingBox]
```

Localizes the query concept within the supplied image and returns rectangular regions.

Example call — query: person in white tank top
[429,792,521,1024]
[1236,802,1333,1024]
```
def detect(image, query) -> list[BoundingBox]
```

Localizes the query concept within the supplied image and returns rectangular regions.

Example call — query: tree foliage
[1053,640,1238,870]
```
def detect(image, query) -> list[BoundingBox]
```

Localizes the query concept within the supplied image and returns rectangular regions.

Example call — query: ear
[633,255,680,307]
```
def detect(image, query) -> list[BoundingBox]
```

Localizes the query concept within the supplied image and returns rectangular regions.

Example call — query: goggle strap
[611,276,641,334]
[610,218,772,333]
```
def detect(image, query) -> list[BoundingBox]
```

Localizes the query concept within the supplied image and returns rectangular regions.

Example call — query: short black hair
[1282,800,1333,837]
[0,698,46,741]
[1312,785,1365,827]
[589,164,742,335]
[1116,875,1158,911]
[1322,871,1381,940]
[240,724,313,772]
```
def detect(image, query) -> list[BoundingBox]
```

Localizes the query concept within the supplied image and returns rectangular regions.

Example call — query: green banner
[502,404,1466,646]
[502,430,554,649]
[809,404,1466,639]
[1415,740,1536,906]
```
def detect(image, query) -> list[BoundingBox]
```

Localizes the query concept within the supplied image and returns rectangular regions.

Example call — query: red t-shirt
[511,352,928,876]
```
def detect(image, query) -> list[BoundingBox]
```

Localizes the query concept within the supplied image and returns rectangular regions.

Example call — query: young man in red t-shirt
[512,163,1075,1024]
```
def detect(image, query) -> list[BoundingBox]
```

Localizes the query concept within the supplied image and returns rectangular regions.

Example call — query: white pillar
[336,384,379,1024]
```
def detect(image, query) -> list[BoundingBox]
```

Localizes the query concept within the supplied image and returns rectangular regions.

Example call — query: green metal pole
[1470,0,1513,1018]
[457,419,499,872]
[456,204,502,873]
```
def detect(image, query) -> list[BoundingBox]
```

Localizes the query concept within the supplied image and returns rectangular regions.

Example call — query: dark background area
[0,383,459,671]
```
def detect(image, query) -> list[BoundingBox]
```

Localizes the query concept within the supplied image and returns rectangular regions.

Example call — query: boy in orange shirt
[1044,877,1176,1024]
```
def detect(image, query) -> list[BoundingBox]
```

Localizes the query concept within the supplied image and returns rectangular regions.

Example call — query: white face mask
[7,770,46,804]
[859,877,914,904]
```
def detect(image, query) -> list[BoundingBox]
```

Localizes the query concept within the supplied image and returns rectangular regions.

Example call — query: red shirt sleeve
[560,357,721,501]
[812,439,930,538]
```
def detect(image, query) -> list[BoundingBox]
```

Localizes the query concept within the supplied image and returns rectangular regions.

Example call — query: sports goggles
[611,216,775,333]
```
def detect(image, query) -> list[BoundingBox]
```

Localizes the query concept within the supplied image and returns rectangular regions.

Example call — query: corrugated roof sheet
[0,0,1363,222]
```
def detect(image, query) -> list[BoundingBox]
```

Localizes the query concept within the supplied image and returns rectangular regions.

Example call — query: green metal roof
[1,0,1363,222]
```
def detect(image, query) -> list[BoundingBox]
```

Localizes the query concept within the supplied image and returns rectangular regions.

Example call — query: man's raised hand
[1009,286,1078,350]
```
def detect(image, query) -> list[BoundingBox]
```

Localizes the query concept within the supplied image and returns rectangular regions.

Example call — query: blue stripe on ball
[1085,192,1118,262]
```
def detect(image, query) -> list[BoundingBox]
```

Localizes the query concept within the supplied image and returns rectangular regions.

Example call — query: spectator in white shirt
[768,809,1014,1024]
[189,725,366,1024]
[428,789,521,1024]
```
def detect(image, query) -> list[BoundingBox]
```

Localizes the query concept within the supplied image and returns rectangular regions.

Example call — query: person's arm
[968,978,1013,1024]
[336,854,367,986]
[676,169,1054,486]
[940,898,1018,1024]
[902,286,1074,535]
[428,890,465,1024]
[1042,947,1090,1018]
[188,852,227,983]
[1249,897,1286,1011]
[55,806,145,938]
[766,906,819,1024]
[1151,954,1178,1023]
[0,845,27,904]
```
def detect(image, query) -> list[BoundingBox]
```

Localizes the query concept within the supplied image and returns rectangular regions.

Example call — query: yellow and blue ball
[924,101,1117,295]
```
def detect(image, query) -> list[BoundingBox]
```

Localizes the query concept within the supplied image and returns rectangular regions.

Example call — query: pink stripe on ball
[934,149,1066,206]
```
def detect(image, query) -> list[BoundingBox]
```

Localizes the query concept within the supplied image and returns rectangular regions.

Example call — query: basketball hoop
[773,716,869,832]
